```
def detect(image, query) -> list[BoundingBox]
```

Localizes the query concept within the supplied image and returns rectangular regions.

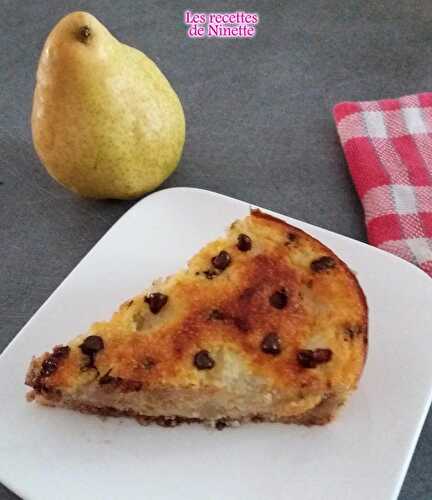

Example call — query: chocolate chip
[297,348,333,368]
[126,300,134,308]
[215,419,227,430]
[261,333,281,355]
[269,288,288,309]
[211,250,231,270]
[145,292,168,314]
[79,335,104,356]
[209,309,225,320]
[39,346,71,378]
[237,233,252,252]
[194,350,215,370]
[310,256,336,272]
[79,336,104,370]
[285,232,297,246]
[297,350,316,368]
[99,369,114,385]
[40,357,59,377]
[313,348,333,363]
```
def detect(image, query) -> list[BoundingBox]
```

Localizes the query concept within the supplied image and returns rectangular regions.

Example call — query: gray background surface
[0,0,431,498]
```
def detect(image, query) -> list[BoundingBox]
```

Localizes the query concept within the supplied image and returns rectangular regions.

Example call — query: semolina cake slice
[26,210,368,428]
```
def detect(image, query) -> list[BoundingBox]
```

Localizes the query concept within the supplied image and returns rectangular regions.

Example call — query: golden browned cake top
[27,210,367,405]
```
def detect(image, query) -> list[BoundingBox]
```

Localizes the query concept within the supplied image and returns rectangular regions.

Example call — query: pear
[32,12,185,199]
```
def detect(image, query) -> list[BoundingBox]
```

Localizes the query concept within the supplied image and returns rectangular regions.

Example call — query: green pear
[32,12,185,199]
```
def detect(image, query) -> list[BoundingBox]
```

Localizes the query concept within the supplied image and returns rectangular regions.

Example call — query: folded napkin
[333,93,432,277]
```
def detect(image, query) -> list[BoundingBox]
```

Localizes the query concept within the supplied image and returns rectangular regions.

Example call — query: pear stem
[78,26,91,43]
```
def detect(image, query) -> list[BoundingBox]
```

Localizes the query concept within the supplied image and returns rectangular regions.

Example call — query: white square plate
[1,187,432,500]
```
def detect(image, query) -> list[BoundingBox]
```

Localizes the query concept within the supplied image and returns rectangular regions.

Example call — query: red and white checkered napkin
[333,93,432,276]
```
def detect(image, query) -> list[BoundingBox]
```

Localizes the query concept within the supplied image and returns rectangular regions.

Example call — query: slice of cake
[26,210,368,428]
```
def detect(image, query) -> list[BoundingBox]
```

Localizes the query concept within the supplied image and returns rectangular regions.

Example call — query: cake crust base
[28,389,344,428]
